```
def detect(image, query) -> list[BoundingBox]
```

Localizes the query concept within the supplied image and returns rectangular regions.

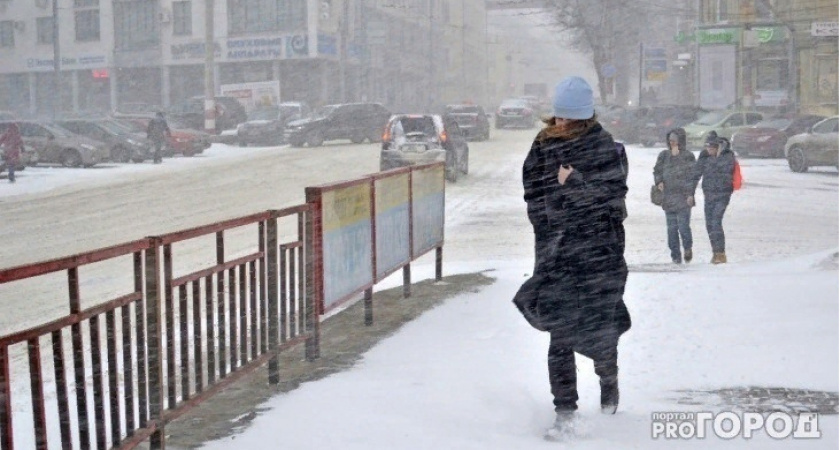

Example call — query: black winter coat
[653,149,697,212]
[694,147,736,199]
[520,123,630,348]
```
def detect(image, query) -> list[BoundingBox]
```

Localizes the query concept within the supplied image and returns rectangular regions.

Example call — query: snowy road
[0,128,837,335]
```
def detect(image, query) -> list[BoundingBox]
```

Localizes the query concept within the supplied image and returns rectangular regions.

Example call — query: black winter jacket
[694,146,736,198]
[653,129,697,212]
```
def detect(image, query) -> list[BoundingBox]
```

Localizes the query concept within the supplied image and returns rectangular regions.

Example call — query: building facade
[0,0,492,118]
[695,0,838,115]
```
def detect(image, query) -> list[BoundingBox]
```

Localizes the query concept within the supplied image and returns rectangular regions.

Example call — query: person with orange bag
[693,132,736,264]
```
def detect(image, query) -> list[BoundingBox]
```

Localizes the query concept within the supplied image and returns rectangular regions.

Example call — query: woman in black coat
[653,128,697,264]
[694,134,736,264]
[521,76,630,437]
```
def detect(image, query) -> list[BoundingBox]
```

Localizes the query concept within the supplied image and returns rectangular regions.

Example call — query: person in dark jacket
[0,122,22,183]
[521,76,630,439]
[653,128,697,264]
[694,133,735,264]
[147,112,171,164]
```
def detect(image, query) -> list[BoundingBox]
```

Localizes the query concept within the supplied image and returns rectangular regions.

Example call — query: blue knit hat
[552,76,595,120]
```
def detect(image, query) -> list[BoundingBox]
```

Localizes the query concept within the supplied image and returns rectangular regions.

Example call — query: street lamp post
[52,0,61,119]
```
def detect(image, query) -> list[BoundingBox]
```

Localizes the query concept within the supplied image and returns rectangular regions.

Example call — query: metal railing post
[145,237,166,449]
[266,214,280,384]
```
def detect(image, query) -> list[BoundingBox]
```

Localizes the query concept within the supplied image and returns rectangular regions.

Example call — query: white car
[784,116,839,173]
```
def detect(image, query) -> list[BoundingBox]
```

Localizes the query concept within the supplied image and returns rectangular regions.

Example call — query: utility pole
[52,0,61,119]
[204,0,216,133]
[638,42,644,107]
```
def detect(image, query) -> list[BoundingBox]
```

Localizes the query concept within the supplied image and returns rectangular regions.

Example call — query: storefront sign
[227,37,284,60]
[25,54,107,70]
[696,28,740,45]
[171,42,222,61]
[811,22,839,37]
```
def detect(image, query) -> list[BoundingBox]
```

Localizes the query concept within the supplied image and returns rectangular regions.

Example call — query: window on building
[173,1,192,36]
[75,10,100,41]
[37,17,54,45]
[756,59,788,91]
[74,0,99,6]
[114,0,160,50]
[0,21,14,48]
[716,0,730,22]
[228,0,307,35]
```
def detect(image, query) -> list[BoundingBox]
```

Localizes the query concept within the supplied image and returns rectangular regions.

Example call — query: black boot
[600,376,619,414]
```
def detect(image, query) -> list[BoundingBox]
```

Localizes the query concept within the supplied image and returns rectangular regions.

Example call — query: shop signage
[227,37,284,60]
[811,22,839,37]
[26,54,107,70]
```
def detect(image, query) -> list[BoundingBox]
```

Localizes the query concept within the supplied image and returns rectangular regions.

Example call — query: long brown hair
[538,114,599,142]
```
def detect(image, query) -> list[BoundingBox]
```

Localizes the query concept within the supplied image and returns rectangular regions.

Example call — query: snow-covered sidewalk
[202,253,839,449]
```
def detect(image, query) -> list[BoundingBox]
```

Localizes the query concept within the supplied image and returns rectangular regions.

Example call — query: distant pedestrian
[519,76,631,441]
[0,123,23,183]
[694,132,736,264]
[653,128,697,264]
[147,112,171,164]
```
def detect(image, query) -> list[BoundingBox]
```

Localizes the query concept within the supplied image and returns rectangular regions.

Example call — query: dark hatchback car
[237,102,311,146]
[57,119,152,162]
[637,105,709,147]
[380,114,469,182]
[601,107,651,144]
[444,104,490,141]
[285,103,391,147]
[731,115,825,158]
[495,98,536,129]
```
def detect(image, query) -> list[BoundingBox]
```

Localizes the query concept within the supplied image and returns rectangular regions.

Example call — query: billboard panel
[321,183,373,310]
[375,174,411,281]
[411,165,445,257]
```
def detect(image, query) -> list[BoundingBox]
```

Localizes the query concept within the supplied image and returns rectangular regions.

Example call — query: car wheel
[239,140,247,147]
[61,149,83,168]
[367,130,382,143]
[112,145,130,163]
[307,131,324,147]
[131,156,145,163]
[289,139,304,148]
[787,146,808,173]
[350,134,365,144]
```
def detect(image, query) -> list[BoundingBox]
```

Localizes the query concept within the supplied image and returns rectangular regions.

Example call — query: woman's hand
[657,182,664,191]
[558,165,574,185]
[687,196,695,207]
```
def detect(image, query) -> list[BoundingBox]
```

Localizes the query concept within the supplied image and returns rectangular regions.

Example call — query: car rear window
[393,116,437,136]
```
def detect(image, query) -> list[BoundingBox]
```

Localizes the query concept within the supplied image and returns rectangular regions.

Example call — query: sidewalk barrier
[0,162,445,449]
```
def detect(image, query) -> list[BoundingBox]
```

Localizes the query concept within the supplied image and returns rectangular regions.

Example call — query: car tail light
[382,125,391,143]
[440,130,448,143]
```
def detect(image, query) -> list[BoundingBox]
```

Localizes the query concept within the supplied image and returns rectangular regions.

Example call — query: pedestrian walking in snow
[693,132,736,264]
[519,76,631,440]
[0,122,23,183]
[147,112,171,164]
[653,128,697,264]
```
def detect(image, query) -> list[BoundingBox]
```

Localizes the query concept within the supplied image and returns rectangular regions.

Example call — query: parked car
[443,104,490,141]
[380,114,469,182]
[601,106,650,144]
[0,120,108,168]
[56,119,152,163]
[113,115,210,157]
[637,105,709,147]
[495,98,536,129]
[730,115,825,158]
[169,96,248,132]
[237,102,311,146]
[285,103,391,147]
[784,116,838,173]
[684,110,764,150]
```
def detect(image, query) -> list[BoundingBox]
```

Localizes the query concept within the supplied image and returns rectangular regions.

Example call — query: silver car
[1,121,109,168]
[784,116,839,173]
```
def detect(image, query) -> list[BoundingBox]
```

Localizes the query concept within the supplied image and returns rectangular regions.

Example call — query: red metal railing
[0,205,315,450]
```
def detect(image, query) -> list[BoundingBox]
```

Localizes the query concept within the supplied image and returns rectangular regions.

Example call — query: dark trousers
[665,209,692,261]
[153,141,164,163]
[548,332,618,412]
[6,164,14,182]
[704,195,730,253]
